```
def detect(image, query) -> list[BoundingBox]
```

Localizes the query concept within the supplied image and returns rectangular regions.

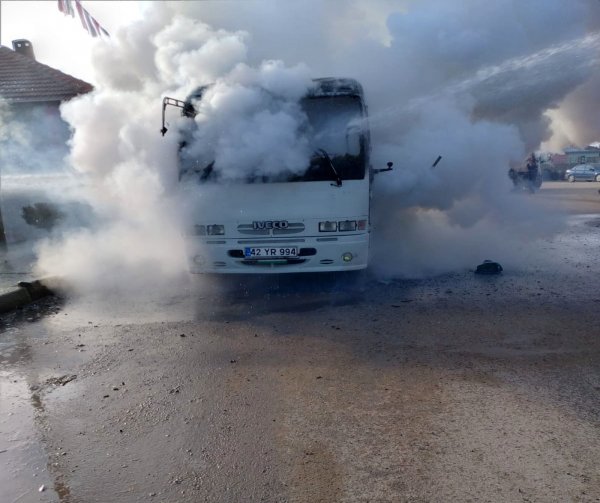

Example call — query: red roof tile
[0,45,93,103]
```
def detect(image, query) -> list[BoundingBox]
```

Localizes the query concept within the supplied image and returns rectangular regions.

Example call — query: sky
[3,0,598,152]
[0,0,146,83]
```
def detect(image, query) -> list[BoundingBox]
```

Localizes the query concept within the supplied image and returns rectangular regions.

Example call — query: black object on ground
[475,260,503,275]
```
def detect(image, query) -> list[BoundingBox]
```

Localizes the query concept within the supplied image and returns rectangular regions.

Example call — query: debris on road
[46,375,77,387]
[475,260,503,275]
[391,300,414,307]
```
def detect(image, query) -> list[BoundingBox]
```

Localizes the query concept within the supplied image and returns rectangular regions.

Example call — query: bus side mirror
[373,161,393,175]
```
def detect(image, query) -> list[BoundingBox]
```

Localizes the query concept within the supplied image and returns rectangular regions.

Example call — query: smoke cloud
[3,0,597,289]
[179,60,313,182]
[0,100,92,254]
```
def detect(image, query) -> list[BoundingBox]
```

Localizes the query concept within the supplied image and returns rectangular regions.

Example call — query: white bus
[162,78,391,274]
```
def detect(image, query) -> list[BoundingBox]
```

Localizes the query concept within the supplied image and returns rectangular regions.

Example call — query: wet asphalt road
[1,181,600,503]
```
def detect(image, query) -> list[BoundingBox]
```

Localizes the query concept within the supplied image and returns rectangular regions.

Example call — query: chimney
[12,39,36,60]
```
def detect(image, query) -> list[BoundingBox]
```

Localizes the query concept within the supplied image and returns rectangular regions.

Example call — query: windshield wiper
[179,160,214,182]
[198,160,214,182]
[314,148,342,187]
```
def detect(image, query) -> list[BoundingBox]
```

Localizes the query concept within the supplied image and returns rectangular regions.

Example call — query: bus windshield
[295,95,366,183]
[179,95,367,184]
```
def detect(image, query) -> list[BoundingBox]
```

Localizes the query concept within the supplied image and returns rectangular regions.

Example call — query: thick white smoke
[18,0,600,286]
[0,100,91,255]
[180,60,312,181]
[31,9,316,293]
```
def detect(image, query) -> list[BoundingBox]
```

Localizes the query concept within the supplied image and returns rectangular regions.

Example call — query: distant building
[563,146,600,166]
[540,147,600,181]
[540,153,569,180]
[549,153,569,169]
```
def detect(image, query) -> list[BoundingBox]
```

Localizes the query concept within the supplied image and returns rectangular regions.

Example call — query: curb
[0,277,64,314]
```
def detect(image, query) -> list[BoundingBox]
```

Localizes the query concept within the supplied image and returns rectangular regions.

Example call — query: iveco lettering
[252,221,289,230]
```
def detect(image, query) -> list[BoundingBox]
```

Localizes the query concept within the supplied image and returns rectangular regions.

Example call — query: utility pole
[0,164,6,251]
[0,0,9,251]
[0,0,7,250]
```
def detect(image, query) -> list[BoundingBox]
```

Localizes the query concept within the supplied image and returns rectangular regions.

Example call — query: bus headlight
[189,224,225,236]
[342,252,353,262]
[319,221,337,232]
[191,225,206,236]
[206,225,225,235]
[338,220,357,231]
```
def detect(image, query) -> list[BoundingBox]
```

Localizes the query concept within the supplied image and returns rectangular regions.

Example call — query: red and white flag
[57,0,110,38]
[57,0,75,17]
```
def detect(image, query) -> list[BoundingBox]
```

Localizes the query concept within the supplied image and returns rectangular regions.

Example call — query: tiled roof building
[0,44,93,103]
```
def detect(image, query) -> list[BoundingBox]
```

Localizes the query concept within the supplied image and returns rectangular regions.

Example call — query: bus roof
[185,77,364,105]
[307,78,364,98]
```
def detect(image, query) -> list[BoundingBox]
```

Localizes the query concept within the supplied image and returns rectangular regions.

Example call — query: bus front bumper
[186,233,369,274]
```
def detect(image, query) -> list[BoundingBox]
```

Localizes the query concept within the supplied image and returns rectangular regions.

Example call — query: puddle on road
[0,321,73,503]
[0,373,56,503]
[585,216,600,228]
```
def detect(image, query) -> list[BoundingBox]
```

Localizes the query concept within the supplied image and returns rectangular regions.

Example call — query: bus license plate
[244,247,298,258]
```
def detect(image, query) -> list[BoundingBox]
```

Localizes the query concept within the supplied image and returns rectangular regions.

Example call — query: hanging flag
[58,0,75,17]
[84,9,99,37]
[58,0,110,38]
